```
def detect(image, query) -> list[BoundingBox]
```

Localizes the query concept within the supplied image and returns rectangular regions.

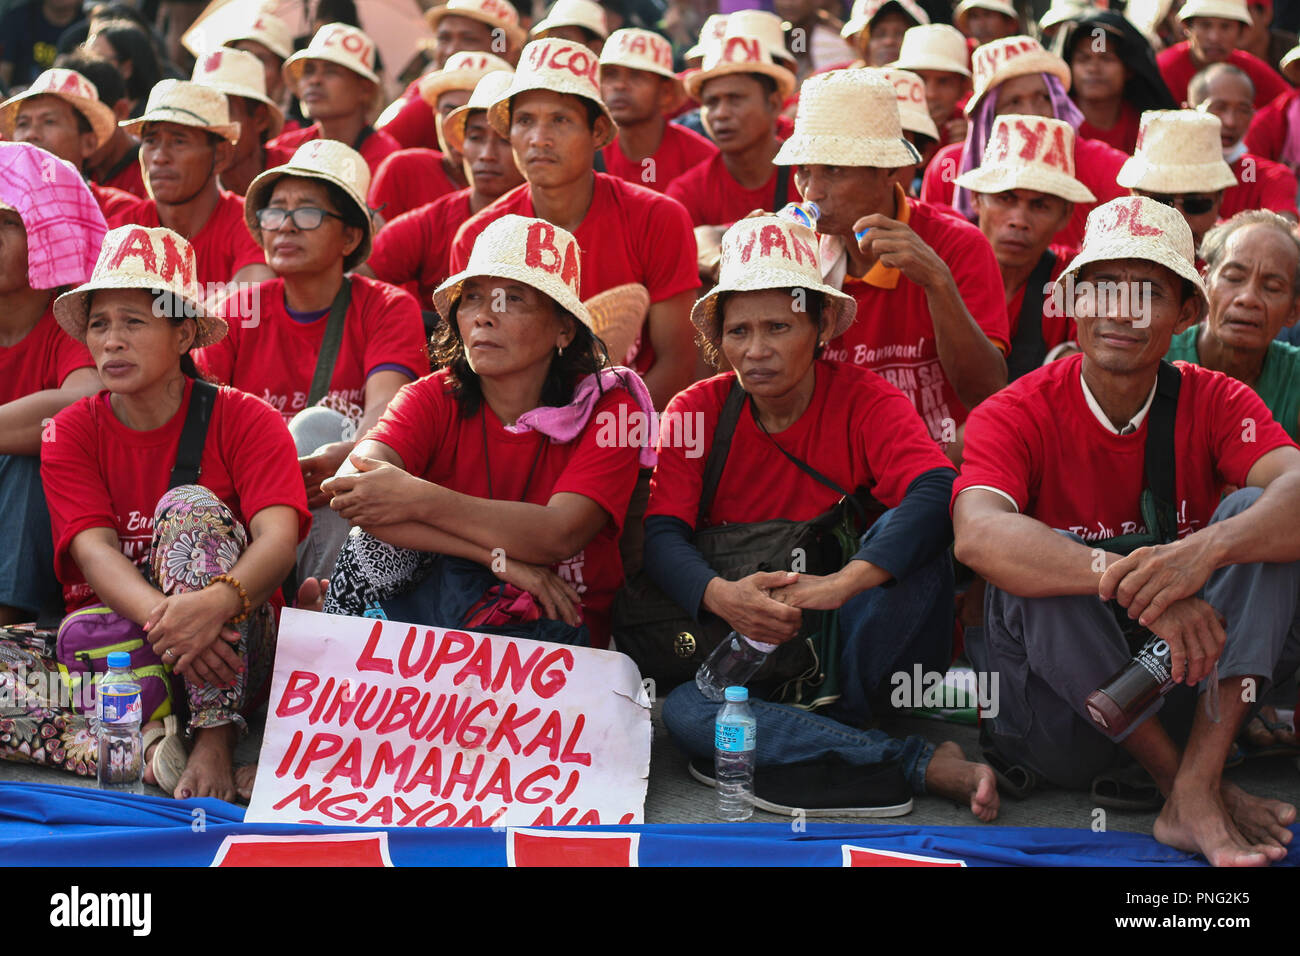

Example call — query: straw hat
[0,142,106,290]
[880,68,940,141]
[487,38,616,149]
[283,23,381,89]
[585,283,650,365]
[1115,110,1237,193]
[1176,0,1252,26]
[1039,0,1095,32]
[1280,43,1300,81]
[0,69,118,148]
[890,24,971,76]
[955,115,1096,201]
[842,0,931,40]
[954,0,1021,32]
[1124,0,1174,46]
[442,70,516,153]
[244,139,374,271]
[683,14,798,101]
[686,14,728,60]
[419,50,513,106]
[183,0,295,60]
[966,36,1071,116]
[433,214,591,326]
[600,28,685,108]
[121,79,241,144]
[427,0,527,51]
[692,215,857,343]
[221,5,294,59]
[54,225,228,347]
[532,0,608,40]
[191,48,284,138]
[725,10,798,66]
[774,69,920,168]
[1057,196,1207,305]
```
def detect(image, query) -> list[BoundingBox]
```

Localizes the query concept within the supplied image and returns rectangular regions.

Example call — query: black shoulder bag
[306,278,352,409]
[169,380,218,488]
[611,380,882,708]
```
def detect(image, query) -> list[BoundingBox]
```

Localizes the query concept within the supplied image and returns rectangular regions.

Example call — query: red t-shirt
[368,148,460,222]
[1220,153,1300,219]
[450,174,700,375]
[665,150,802,227]
[89,181,139,221]
[368,188,474,306]
[265,123,402,178]
[600,122,718,195]
[1078,102,1141,155]
[195,275,430,426]
[1157,42,1289,110]
[41,379,312,611]
[375,80,438,151]
[953,355,1296,539]
[1245,88,1298,163]
[921,136,1129,249]
[822,197,1010,442]
[101,152,148,199]
[1005,243,1076,347]
[647,360,953,529]
[105,190,265,289]
[363,369,642,648]
[0,303,94,405]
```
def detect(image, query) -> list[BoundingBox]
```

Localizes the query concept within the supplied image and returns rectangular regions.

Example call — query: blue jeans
[0,454,61,618]
[660,508,953,795]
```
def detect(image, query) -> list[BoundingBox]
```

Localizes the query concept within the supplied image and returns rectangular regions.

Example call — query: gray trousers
[289,406,353,582]
[968,487,1300,789]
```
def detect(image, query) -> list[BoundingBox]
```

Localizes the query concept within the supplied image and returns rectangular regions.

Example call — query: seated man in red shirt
[1244,45,1300,172]
[368,52,513,223]
[1188,63,1300,222]
[265,24,400,179]
[108,80,275,299]
[1157,0,1289,109]
[0,143,105,625]
[953,0,1022,48]
[956,115,1094,380]
[1117,110,1238,253]
[531,0,608,52]
[191,48,285,198]
[782,70,1008,461]
[954,195,1300,867]
[598,27,717,195]
[362,72,524,312]
[921,35,1128,250]
[450,38,700,411]
[48,53,150,200]
[0,68,136,220]
[890,24,972,156]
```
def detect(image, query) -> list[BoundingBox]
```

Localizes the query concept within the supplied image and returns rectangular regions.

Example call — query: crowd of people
[2,0,1300,867]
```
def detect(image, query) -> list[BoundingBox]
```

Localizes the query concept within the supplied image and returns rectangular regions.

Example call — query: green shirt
[1166,326,1300,442]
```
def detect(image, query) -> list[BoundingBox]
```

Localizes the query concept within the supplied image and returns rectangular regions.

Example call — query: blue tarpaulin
[0,782,1296,866]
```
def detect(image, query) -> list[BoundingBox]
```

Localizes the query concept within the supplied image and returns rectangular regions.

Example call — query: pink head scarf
[0,142,106,290]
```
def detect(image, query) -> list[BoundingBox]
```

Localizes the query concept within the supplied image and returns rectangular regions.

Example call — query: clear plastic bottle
[695,631,776,702]
[97,651,143,794]
[777,201,820,230]
[715,686,756,822]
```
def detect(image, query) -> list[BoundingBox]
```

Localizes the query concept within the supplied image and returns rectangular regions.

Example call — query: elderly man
[955,195,1300,867]
[779,69,1007,459]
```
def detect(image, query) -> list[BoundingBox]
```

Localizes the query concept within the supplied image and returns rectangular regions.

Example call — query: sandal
[1091,763,1163,811]
[1239,710,1300,759]
[981,749,1038,800]
[145,715,188,796]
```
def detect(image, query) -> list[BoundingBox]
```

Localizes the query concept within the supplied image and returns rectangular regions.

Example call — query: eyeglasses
[1140,192,1217,216]
[255,206,344,230]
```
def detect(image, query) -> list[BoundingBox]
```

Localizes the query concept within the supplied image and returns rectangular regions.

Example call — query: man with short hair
[890,24,972,154]
[106,80,274,292]
[955,194,1300,867]
[1187,63,1299,222]
[531,0,608,53]
[191,48,284,197]
[1157,0,1288,109]
[953,0,1021,48]
[449,37,700,411]
[52,51,148,199]
[597,27,716,195]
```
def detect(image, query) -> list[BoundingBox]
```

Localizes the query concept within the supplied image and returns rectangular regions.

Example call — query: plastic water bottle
[695,631,777,702]
[715,686,756,821]
[777,201,820,229]
[97,651,143,794]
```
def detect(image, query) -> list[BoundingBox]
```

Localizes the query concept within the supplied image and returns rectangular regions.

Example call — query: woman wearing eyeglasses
[195,141,430,582]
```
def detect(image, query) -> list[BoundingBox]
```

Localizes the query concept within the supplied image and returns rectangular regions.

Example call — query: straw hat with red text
[283,23,381,89]
[956,114,1096,202]
[879,67,940,141]
[487,37,616,149]
[684,13,797,101]
[532,0,609,40]
[0,68,117,147]
[442,70,517,153]
[965,35,1071,116]
[191,48,284,138]
[427,0,527,51]
[842,0,931,40]
[600,28,686,109]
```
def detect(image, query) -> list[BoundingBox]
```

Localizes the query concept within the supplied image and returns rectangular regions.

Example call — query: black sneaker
[689,755,913,817]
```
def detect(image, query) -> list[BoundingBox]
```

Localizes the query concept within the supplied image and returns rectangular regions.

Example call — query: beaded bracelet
[210,573,251,625]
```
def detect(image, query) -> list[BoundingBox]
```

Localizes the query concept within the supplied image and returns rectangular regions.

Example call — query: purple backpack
[56,604,176,722]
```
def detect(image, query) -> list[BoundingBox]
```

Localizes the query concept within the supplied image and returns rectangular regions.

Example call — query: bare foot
[173,725,237,802]
[1154,783,1284,866]
[296,577,329,612]
[234,763,258,803]
[925,741,1000,822]
[1221,781,1296,849]
[141,720,164,786]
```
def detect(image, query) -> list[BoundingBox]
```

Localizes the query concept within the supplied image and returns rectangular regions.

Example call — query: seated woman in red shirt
[42,225,310,802]
[646,214,998,819]
[317,215,646,650]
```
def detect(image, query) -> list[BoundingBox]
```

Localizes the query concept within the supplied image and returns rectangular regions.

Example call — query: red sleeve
[1201,368,1296,486]
[549,387,641,532]
[194,297,243,383]
[226,201,266,277]
[920,142,960,207]
[375,85,439,151]
[1246,95,1287,160]
[368,149,446,220]
[951,387,1038,513]
[1157,45,1192,104]
[368,204,432,289]
[930,211,1011,353]
[358,280,431,379]
[51,332,94,386]
[105,196,151,229]
[854,382,956,509]
[1236,51,1289,108]
[363,373,453,476]
[40,397,118,582]
[665,161,708,227]
[1256,161,1300,216]
[450,213,489,275]
[645,378,722,526]
[633,189,701,304]
[215,388,312,542]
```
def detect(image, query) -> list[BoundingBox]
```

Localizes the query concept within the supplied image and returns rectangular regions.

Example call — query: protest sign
[246,609,652,827]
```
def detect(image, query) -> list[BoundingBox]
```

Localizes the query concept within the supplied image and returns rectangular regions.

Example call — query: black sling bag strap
[696,379,747,526]
[306,278,352,408]
[1144,359,1182,544]
[1005,248,1057,382]
[771,164,790,212]
[593,150,606,173]
[168,379,218,489]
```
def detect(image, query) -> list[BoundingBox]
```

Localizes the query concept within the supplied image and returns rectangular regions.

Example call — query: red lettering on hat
[736,230,758,263]
[203,50,223,73]
[1013,118,1046,162]
[1040,125,1070,172]
[790,232,816,266]
[55,72,84,94]
[560,241,579,289]
[1110,197,1162,237]
[626,34,646,55]
[157,234,194,287]
[723,36,761,64]
[526,221,562,273]
[649,37,671,68]
[481,0,515,23]
[544,43,597,81]
[109,228,157,274]
[988,120,1011,163]
[758,224,791,261]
